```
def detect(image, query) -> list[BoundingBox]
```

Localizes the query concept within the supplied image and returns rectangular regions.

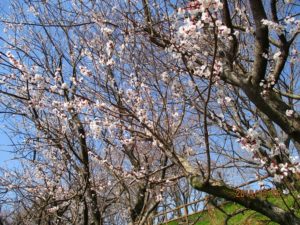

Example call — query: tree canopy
[0,0,300,224]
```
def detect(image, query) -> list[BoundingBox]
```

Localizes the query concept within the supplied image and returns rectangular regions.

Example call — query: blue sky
[0,130,14,166]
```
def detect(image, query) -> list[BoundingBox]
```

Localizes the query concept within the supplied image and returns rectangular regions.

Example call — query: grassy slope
[161,193,298,225]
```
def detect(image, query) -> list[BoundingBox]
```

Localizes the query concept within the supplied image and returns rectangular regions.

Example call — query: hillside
[159,192,298,225]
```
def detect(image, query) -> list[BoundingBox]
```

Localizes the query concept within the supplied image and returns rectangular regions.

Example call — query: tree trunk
[189,175,300,225]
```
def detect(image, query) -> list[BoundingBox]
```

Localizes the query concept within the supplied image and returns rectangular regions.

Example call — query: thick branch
[222,0,238,65]
[249,0,269,84]
[270,0,287,44]
[189,175,300,225]
[242,84,300,144]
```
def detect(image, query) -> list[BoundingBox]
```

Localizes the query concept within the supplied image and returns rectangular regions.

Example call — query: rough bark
[189,175,300,225]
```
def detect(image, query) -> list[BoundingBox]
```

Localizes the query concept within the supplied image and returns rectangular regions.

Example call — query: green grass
[160,192,298,225]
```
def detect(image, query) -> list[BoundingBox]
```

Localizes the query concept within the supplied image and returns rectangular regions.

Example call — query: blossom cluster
[180,0,223,15]
[238,128,261,153]
[262,19,284,34]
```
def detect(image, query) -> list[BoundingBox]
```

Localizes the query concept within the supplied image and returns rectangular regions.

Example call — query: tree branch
[249,0,269,84]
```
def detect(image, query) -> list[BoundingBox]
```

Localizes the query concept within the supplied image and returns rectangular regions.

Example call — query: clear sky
[0,129,14,166]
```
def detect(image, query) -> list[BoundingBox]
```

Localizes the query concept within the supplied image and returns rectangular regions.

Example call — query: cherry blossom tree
[1,0,300,224]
